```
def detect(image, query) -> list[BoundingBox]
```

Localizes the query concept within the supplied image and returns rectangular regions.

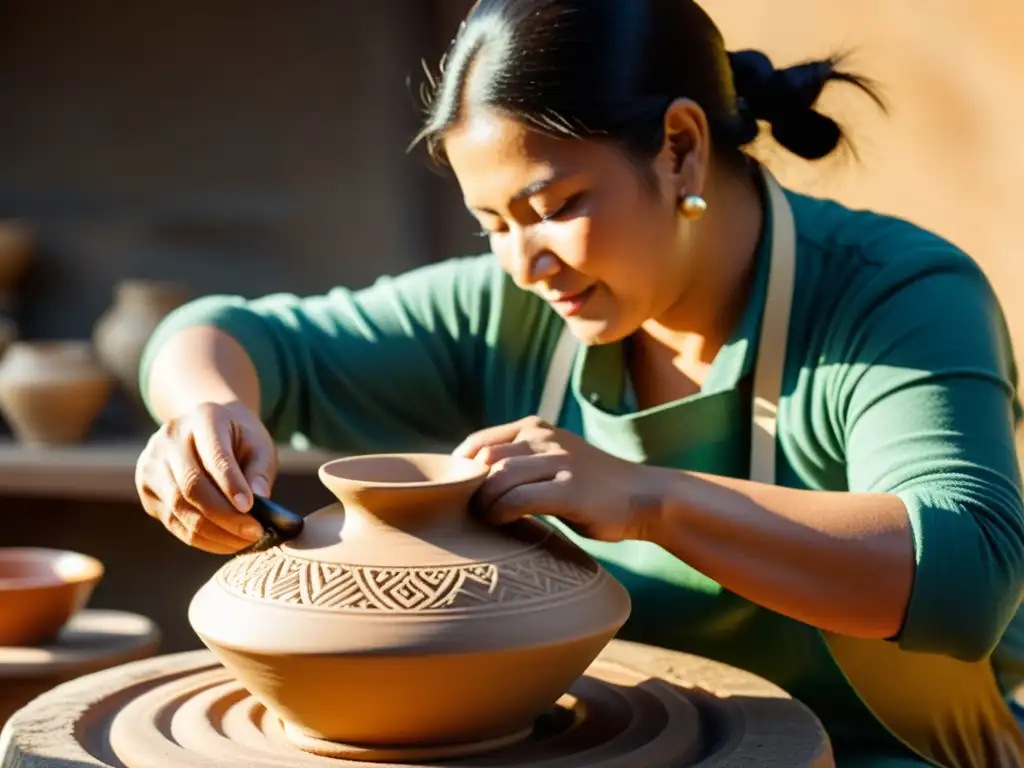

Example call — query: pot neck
[116,281,188,311]
[336,482,478,534]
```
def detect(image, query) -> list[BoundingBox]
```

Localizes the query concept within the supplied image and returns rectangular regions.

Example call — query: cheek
[490,220,597,281]
[585,211,677,298]
[548,219,596,273]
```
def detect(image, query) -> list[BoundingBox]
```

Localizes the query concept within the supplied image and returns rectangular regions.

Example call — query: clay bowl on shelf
[0,548,105,646]
[190,452,632,762]
[0,340,114,446]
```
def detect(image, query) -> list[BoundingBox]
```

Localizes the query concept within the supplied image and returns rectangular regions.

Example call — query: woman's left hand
[453,416,661,542]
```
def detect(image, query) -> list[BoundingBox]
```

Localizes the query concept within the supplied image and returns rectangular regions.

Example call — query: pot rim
[318,453,488,489]
[4,340,93,354]
[0,547,104,591]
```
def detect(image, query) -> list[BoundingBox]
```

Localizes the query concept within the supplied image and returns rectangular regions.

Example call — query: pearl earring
[679,193,707,220]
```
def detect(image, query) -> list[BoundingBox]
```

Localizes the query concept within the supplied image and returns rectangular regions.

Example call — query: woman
[134,1,1024,765]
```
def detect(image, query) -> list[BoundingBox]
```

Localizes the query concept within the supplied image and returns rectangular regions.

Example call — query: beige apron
[536,166,1024,768]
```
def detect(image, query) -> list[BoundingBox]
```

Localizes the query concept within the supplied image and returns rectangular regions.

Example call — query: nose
[507,226,560,287]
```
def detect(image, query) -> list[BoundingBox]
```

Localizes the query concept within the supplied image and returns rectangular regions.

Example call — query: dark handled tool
[239,495,305,554]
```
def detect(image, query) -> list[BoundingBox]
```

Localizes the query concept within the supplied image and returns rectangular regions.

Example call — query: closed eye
[540,191,588,221]
[473,190,589,238]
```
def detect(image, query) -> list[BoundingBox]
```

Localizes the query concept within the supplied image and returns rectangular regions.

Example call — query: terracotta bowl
[0,548,104,646]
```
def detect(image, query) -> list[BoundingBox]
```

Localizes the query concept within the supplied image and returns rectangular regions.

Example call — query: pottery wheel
[0,640,833,768]
[0,609,161,727]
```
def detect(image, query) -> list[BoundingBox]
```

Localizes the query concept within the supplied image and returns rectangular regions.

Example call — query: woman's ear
[652,98,711,206]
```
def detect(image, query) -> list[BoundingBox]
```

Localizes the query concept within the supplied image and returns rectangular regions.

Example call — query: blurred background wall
[0,0,442,340]
[5,1,1022,357]
[2,0,1024,652]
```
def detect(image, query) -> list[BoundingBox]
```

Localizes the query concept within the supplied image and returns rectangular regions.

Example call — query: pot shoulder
[189,519,630,656]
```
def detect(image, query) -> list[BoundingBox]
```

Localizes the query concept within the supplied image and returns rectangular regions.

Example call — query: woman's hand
[453,416,661,542]
[135,401,278,554]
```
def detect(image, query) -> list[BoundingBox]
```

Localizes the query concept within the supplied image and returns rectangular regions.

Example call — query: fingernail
[242,520,264,539]
[233,493,250,511]
[251,478,269,497]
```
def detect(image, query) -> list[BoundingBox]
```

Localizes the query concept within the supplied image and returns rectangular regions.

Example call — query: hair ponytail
[728,49,885,160]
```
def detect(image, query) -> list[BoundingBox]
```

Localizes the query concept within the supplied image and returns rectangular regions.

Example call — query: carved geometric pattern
[216,546,599,612]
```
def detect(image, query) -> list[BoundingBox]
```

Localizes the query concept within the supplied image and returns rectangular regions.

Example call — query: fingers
[134,402,278,554]
[238,423,277,499]
[166,514,251,555]
[142,463,258,554]
[453,416,549,459]
[475,441,535,466]
[475,454,567,523]
[458,417,571,526]
[475,454,559,509]
[193,416,251,511]
[165,436,265,544]
[481,470,573,526]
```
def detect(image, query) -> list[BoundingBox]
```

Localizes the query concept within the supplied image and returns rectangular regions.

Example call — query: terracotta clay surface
[0,548,105,646]
[189,454,632,758]
[0,609,160,728]
[0,639,833,767]
[0,341,113,445]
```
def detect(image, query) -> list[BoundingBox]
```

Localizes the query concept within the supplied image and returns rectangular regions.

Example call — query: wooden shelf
[0,439,333,501]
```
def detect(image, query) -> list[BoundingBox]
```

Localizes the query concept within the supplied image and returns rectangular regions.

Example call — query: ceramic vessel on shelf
[189,452,632,761]
[0,220,34,303]
[0,317,17,360]
[0,548,104,646]
[0,341,113,445]
[92,278,190,402]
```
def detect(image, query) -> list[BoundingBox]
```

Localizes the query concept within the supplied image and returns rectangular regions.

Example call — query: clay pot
[93,279,190,402]
[189,453,631,761]
[0,220,33,300]
[0,548,104,646]
[0,317,18,360]
[0,341,113,445]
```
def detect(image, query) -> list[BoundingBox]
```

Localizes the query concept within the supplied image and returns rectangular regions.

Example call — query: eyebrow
[467,174,565,216]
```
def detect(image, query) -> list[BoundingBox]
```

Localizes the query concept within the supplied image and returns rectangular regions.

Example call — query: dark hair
[413,0,884,167]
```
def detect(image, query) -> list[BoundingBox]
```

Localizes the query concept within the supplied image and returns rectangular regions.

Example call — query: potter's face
[443,109,687,345]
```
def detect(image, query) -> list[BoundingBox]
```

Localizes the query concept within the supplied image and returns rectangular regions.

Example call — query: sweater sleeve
[835,251,1024,662]
[138,254,505,452]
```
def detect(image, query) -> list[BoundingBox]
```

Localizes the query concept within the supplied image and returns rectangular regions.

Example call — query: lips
[547,285,595,317]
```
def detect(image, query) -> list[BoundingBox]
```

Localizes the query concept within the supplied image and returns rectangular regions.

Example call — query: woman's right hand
[135,401,278,554]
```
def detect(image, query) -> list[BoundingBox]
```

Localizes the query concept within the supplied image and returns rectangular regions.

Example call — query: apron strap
[536,322,577,425]
[749,169,796,484]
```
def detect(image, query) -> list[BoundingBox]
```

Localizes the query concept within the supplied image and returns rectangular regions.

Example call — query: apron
[535,166,1024,768]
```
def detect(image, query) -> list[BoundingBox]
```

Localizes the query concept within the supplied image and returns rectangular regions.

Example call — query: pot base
[283,720,533,761]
